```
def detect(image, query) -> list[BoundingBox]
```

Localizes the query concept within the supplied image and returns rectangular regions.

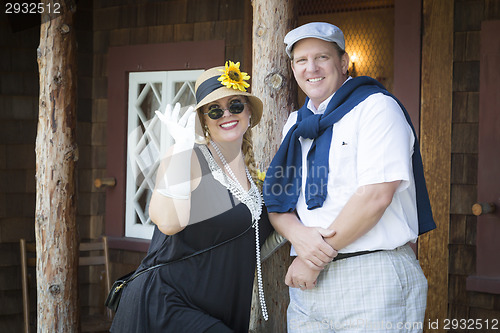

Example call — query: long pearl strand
[211,140,248,187]
[210,140,268,321]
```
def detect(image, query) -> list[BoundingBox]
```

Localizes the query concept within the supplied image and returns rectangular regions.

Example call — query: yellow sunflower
[255,169,266,189]
[257,169,266,183]
[218,61,250,92]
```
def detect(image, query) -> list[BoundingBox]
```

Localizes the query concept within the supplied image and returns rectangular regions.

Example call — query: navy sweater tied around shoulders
[262,76,436,235]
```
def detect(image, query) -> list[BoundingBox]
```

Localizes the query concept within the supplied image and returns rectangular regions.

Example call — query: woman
[110,62,273,333]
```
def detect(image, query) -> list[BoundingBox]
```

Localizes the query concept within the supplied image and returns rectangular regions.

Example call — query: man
[263,22,436,332]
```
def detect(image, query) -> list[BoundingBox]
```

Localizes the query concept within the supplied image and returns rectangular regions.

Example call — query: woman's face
[202,95,251,144]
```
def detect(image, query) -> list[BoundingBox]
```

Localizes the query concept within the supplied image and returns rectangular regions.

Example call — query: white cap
[284,22,345,58]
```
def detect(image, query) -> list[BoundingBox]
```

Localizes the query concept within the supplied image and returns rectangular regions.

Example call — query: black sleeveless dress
[110,145,272,333]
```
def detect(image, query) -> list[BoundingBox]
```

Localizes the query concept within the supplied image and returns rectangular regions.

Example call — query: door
[104,41,224,251]
[467,20,500,294]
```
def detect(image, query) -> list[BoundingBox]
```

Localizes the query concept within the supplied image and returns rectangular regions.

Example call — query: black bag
[104,270,135,312]
[105,262,171,312]
[105,224,253,312]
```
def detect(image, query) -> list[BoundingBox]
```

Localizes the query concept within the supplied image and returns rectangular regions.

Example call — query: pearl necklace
[209,141,268,321]
[210,140,251,192]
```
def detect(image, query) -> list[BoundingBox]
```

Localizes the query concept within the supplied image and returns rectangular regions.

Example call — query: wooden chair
[20,237,113,333]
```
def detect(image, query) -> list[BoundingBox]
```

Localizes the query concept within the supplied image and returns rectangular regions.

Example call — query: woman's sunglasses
[203,102,246,120]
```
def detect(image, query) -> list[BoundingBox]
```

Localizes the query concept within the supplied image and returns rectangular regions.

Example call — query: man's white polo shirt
[282,91,419,254]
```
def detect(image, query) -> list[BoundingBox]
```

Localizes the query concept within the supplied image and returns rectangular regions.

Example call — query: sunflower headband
[195,61,251,104]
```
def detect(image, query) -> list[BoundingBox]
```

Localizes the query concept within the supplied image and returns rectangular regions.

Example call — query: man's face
[291,38,349,108]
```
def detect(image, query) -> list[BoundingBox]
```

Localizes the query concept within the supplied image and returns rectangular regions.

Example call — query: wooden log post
[419,0,453,331]
[249,0,297,331]
[35,1,79,331]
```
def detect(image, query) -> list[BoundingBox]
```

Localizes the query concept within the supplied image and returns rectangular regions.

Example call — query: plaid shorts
[287,244,428,333]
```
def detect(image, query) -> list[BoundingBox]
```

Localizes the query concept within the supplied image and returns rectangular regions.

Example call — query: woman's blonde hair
[242,128,258,182]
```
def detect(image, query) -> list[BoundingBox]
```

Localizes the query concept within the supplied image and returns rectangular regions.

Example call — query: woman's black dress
[110,145,272,333]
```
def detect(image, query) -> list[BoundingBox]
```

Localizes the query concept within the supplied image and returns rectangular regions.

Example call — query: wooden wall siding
[91,3,247,66]
[75,0,111,318]
[448,0,500,327]
[419,0,453,330]
[0,7,40,331]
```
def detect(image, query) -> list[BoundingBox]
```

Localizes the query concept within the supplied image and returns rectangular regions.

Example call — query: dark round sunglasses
[203,102,246,120]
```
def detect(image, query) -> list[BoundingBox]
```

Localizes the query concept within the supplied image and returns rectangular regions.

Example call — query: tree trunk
[35,1,79,331]
[249,0,297,332]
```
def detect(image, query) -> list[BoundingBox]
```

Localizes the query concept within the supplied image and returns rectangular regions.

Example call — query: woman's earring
[248,116,252,128]
[204,125,210,138]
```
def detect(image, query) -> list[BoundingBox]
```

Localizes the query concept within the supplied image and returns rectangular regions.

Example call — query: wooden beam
[35,0,79,331]
[249,0,297,331]
[419,0,453,331]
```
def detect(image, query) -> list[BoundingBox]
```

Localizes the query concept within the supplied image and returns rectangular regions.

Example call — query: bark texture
[35,1,79,331]
[249,0,297,331]
[419,0,453,331]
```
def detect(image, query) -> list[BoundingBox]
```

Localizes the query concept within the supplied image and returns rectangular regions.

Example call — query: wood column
[419,0,453,331]
[35,0,79,331]
[249,0,297,331]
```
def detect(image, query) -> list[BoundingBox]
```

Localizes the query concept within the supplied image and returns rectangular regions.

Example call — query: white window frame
[125,70,203,239]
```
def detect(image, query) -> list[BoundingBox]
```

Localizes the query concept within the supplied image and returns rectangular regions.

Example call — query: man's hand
[290,226,337,270]
[268,212,338,269]
[285,257,321,290]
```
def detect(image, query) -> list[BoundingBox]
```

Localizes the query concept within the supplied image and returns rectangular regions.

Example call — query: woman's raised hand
[153,103,197,200]
[155,103,196,149]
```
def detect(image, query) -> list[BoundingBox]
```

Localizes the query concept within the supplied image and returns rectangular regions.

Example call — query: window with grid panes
[126,70,203,239]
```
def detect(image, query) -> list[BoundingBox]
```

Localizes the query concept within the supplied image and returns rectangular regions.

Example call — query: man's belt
[332,249,382,262]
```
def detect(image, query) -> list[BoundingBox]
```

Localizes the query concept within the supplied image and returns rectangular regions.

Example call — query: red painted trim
[393,0,422,259]
[107,236,150,253]
[466,275,500,295]
[393,0,422,136]
[105,41,225,250]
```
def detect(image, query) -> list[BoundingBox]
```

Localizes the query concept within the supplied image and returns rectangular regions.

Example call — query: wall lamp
[349,53,358,77]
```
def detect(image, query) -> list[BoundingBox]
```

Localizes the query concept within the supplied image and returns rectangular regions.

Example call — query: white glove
[156,103,196,149]
[154,103,196,199]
